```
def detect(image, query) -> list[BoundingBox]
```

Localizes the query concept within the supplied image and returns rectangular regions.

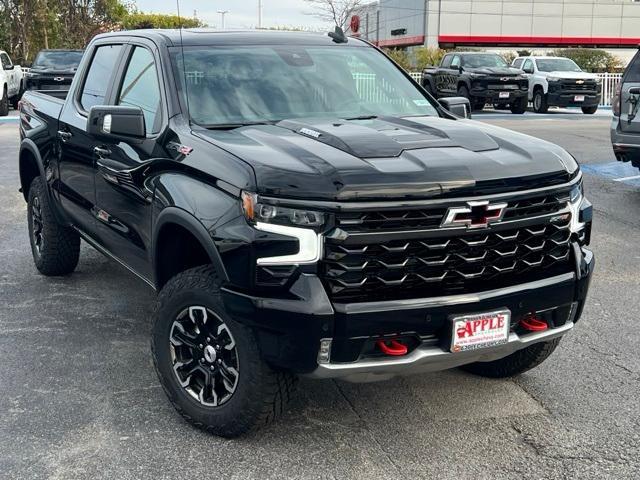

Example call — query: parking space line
[581,161,640,187]
[613,174,640,182]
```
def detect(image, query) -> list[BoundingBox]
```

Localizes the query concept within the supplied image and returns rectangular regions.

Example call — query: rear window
[33,51,84,70]
[624,51,640,83]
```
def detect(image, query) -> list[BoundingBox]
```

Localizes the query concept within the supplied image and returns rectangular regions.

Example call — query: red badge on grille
[442,201,507,229]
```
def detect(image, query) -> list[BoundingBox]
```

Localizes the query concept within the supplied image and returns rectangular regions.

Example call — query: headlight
[242,192,325,228]
[595,77,602,84]
[568,183,584,233]
[241,192,324,265]
[547,76,560,82]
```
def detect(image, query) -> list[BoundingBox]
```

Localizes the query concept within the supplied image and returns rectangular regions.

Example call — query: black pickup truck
[26,49,84,91]
[423,52,529,114]
[19,29,593,437]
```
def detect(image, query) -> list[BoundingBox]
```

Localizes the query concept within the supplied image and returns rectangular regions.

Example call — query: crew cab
[422,52,529,114]
[0,49,24,115]
[611,47,640,170]
[19,29,594,437]
[26,49,84,91]
[512,56,601,114]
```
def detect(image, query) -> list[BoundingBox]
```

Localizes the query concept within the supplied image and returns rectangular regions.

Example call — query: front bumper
[470,88,527,104]
[222,246,594,381]
[547,91,600,108]
[611,117,640,165]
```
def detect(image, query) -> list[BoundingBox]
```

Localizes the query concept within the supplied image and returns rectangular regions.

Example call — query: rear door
[57,42,126,236]
[620,51,640,133]
[92,41,168,280]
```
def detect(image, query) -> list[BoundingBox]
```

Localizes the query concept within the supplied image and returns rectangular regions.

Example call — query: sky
[133,0,333,31]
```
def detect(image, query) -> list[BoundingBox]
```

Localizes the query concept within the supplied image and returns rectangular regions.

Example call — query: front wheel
[460,338,561,378]
[581,105,598,115]
[532,89,548,113]
[0,86,8,116]
[152,265,296,437]
[510,96,528,114]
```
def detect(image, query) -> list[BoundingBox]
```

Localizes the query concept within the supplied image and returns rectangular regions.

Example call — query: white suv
[512,56,601,114]
[0,50,24,116]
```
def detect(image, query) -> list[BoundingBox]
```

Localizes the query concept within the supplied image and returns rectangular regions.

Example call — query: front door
[57,43,125,237]
[93,44,167,281]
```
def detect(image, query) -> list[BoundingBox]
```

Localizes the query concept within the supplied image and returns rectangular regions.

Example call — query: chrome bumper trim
[333,272,575,314]
[306,321,574,383]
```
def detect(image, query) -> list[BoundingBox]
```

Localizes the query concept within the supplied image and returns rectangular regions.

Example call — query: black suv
[26,49,84,91]
[18,30,594,437]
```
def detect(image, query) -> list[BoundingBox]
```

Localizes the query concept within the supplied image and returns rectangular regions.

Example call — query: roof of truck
[94,29,370,47]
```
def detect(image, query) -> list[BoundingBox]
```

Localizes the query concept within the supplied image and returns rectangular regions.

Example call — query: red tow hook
[376,339,408,356]
[520,316,548,332]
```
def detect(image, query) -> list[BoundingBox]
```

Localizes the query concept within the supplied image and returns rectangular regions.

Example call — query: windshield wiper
[344,115,378,121]
[201,121,275,130]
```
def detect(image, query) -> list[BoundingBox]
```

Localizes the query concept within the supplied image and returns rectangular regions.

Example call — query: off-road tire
[533,89,549,113]
[473,101,486,112]
[581,105,598,115]
[423,81,435,97]
[0,86,8,116]
[152,265,297,437]
[27,177,80,276]
[460,338,561,378]
[458,85,471,102]
[510,96,528,114]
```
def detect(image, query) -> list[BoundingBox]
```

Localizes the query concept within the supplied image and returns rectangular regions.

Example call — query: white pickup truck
[0,50,25,116]
[512,56,601,114]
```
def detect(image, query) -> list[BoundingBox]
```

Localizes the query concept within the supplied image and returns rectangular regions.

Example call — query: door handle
[93,146,111,158]
[57,130,72,142]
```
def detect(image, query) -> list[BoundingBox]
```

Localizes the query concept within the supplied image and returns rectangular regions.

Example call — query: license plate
[574,95,585,102]
[499,91,510,99]
[450,310,510,352]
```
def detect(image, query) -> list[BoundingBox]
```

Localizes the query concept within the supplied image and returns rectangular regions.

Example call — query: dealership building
[350,0,640,51]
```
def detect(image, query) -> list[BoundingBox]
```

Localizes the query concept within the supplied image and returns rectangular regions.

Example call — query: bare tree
[304,0,363,30]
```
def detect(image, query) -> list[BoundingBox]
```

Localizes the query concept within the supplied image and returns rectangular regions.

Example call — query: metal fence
[407,71,622,107]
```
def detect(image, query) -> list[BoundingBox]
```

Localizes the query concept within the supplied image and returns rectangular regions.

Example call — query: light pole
[217,10,229,30]
[258,0,263,29]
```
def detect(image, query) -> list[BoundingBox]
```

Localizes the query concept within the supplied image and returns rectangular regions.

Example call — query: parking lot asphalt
[1,108,639,479]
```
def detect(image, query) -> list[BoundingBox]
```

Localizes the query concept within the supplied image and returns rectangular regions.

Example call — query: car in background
[512,56,601,114]
[25,49,84,91]
[422,52,529,114]
[611,48,640,171]
[0,49,25,115]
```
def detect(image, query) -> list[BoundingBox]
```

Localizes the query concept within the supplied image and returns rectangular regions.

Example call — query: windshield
[537,58,582,73]
[33,51,84,70]
[171,45,438,127]
[462,54,508,69]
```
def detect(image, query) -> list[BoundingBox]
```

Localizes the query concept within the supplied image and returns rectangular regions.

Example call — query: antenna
[176,0,191,128]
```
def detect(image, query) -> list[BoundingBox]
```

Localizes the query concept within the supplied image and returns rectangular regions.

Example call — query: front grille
[320,189,574,303]
[559,80,598,92]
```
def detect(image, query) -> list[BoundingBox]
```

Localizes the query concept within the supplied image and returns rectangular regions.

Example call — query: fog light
[318,338,332,364]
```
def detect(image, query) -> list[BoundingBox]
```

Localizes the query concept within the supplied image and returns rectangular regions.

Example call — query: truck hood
[195,116,577,201]
[465,67,523,76]
[543,71,598,80]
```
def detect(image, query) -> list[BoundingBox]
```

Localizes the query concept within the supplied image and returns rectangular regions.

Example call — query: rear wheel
[532,89,548,113]
[152,265,297,437]
[581,105,598,115]
[0,86,8,116]
[461,338,561,378]
[27,177,80,276]
[510,96,528,114]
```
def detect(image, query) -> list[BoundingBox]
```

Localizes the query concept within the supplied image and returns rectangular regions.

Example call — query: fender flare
[152,206,230,287]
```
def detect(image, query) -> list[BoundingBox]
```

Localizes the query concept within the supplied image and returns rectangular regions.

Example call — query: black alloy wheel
[30,194,44,257]
[170,305,240,407]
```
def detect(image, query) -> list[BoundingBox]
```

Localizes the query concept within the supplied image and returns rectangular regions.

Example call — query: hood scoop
[277,116,499,158]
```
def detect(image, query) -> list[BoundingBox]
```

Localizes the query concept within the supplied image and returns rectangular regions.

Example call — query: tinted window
[523,59,533,72]
[118,47,161,133]
[450,55,461,68]
[624,52,640,83]
[33,51,84,70]
[80,45,122,111]
[441,55,452,68]
[462,54,508,68]
[1,53,11,69]
[537,58,581,73]
[513,58,523,68]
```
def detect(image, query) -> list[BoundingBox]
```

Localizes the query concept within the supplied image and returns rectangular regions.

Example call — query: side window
[1,53,11,69]
[450,55,461,69]
[80,45,123,111]
[624,52,640,82]
[441,55,452,68]
[117,47,162,134]
[513,58,523,69]
[523,59,533,72]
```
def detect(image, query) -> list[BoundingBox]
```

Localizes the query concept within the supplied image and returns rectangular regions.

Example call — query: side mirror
[87,105,146,140]
[3,64,14,71]
[439,97,472,119]
[523,67,533,74]
[629,87,640,95]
